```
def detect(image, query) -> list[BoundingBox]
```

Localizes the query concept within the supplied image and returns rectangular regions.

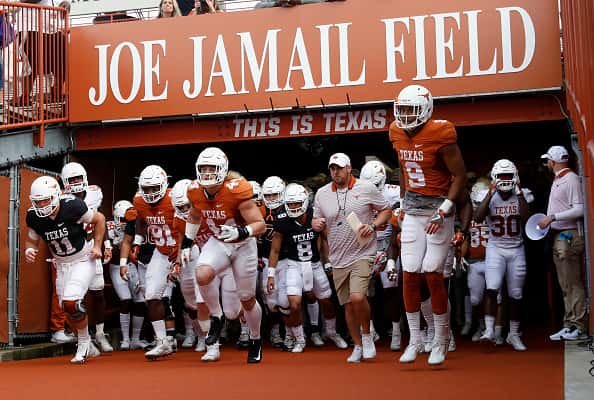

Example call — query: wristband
[119,257,128,267]
[104,240,112,249]
[133,234,144,246]
[185,222,199,241]
[438,199,455,215]
[181,236,194,249]
[267,267,276,278]
[237,226,253,241]
[551,214,557,221]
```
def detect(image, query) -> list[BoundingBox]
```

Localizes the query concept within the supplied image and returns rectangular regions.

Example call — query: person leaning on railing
[158,0,183,18]
[187,0,221,15]
[255,0,345,8]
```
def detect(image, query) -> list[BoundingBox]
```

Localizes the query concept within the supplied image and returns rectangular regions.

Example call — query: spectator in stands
[187,0,220,15]
[0,8,14,104]
[176,0,195,15]
[158,0,182,18]
[256,0,344,8]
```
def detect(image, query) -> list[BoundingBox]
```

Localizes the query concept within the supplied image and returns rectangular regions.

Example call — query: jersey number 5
[405,161,426,188]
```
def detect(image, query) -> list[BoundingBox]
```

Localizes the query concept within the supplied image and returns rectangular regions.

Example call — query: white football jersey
[84,185,103,211]
[487,192,524,249]
[376,184,400,241]
[106,220,124,247]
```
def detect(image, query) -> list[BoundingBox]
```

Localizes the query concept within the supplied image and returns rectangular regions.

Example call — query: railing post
[7,164,20,348]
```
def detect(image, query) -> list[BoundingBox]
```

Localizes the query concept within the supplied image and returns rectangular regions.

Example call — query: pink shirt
[547,169,583,230]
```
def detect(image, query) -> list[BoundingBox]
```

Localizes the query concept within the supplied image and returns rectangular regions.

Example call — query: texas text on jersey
[133,189,178,259]
[274,208,320,263]
[187,177,253,240]
[26,196,90,260]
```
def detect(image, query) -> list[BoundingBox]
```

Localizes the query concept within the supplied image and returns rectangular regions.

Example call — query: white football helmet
[284,183,309,218]
[249,180,263,203]
[491,159,518,193]
[196,147,228,188]
[30,176,61,217]
[61,162,88,194]
[262,176,286,210]
[393,84,433,130]
[170,179,192,219]
[138,165,168,204]
[360,160,387,188]
[470,181,489,208]
[113,200,133,225]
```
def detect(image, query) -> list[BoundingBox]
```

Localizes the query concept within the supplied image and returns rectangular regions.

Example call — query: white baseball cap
[541,146,569,163]
[328,153,351,168]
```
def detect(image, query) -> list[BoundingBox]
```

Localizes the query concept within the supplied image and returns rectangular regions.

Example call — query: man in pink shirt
[538,146,588,341]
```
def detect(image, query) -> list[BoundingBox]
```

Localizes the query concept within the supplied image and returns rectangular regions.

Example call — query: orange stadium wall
[17,169,52,334]
[68,0,562,123]
[560,0,594,332]
[0,176,10,343]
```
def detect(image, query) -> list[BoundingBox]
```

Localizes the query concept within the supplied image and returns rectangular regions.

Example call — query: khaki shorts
[332,259,373,305]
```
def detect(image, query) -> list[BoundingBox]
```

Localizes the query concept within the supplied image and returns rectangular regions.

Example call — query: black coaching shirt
[273,208,320,263]
[26,196,90,259]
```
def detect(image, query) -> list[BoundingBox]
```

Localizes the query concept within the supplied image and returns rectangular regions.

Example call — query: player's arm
[517,191,530,224]
[24,229,41,263]
[453,190,472,246]
[181,206,201,264]
[474,187,494,223]
[218,199,265,243]
[266,231,283,294]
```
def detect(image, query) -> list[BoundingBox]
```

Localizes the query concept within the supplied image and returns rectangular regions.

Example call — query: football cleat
[247,339,262,364]
[310,332,324,347]
[130,339,150,350]
[237,330,250,349]
[561,327,587,341]
[292,341,306,353]
[120,339,130,351]
[423,328,435,353]
[205,316,223,346]
[347,345,363,363]
[201,343,220,362]
[480,329,495,343]
[181,333,195,348]
[51,330,76,344]
[428,342,448,365]
[167,336,178,353]
[448,333,456,352]
[144,338,173,360]
[471,328,483,342]
[390,332,402,351]
[327,334,348,349]
[494,334,505,346]
[361,334,376,359]
[506,333,527,351]
[195,335,206,352]
[71,341,100,364]
[95,333,113,353]
[282,334,295,351]
[399,342,423,363]
[461,321,472,336]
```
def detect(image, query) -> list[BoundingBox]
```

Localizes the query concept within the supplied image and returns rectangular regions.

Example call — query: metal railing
[1,2,69,145]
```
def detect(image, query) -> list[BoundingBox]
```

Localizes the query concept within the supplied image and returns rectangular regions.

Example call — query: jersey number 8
[405,161,426,188]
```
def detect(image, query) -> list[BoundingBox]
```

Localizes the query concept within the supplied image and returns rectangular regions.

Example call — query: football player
[475,159,531,351]
[120,165,179,360]
[360,160,403,350]
[182,147,266,363]
[267,183,348,352]
[389,84,467,365]
[107,200,149,350]
[61,162,113,353]
[25,176,106,363]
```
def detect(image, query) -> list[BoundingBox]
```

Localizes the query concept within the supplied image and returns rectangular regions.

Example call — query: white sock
[510,320,520,336]
[198,281,223,318]
[406,311,421,345]
[291,325,305,343]
[484,315,495,333]
[151,320,167,340]
[392,321,400,337]
[192,319,205,336]
[184,312,193,336]
[78,325,90,343]
[433,313,449,345]
[243,302,262,340]
[241,321,249,335]
[324,318,337,337]
[307,302,320,327]
[421,299,434,332]
[119,313,130,342]
[131,315,143,341]
[464,296,472,324]
[495,325,503,338]
[95,322,105,336]
[198,319,210,334]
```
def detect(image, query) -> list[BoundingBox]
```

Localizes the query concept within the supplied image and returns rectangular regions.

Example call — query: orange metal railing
[0,2,68,146]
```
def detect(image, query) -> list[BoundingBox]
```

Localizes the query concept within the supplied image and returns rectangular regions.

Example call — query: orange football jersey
[187,178,253,237]
[389,119,457,197]
[133,189,178,259]
[468,220,489,260]
[173,215,212,249]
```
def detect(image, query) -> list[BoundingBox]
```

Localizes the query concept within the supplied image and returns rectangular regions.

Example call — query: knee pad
[162,297,175,321]
[63,299,86,321]
[509,287,523,300]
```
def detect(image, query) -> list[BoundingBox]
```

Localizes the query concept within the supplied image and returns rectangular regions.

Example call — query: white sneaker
[95,333,113,353]
[494,334,505,346]
[347,345,363,363]
[472,328,483,342]
[201,343,220,361]
[549,327,570,341]
[120,339,130,351]
[195,336,206,352]
[181,333,195,348]
[71,341,100,364]
[130,339,150,350]
[326,333,348,349]
[428,342,448,365]
[292,341,306,353]
[461,322,472,336]
[423,328,435,353]
[448,334,456,352]
[480,329,495,342]
[361,334,376,359]
[506,333,527,351]
[310,332,324,347]
[51,330,76,344]
[390,332,401,351]
[399,342,423,363]
[144,338,173,360]
[561,327,587,341]
[271,332,284,348]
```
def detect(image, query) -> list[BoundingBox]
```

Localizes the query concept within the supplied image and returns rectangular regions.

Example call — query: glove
[323,262,333,273]
[129,245,139,264]
[425,209,446,234]
[217,225,251,243]
[386,259,398,283]
[451,231,466,247]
